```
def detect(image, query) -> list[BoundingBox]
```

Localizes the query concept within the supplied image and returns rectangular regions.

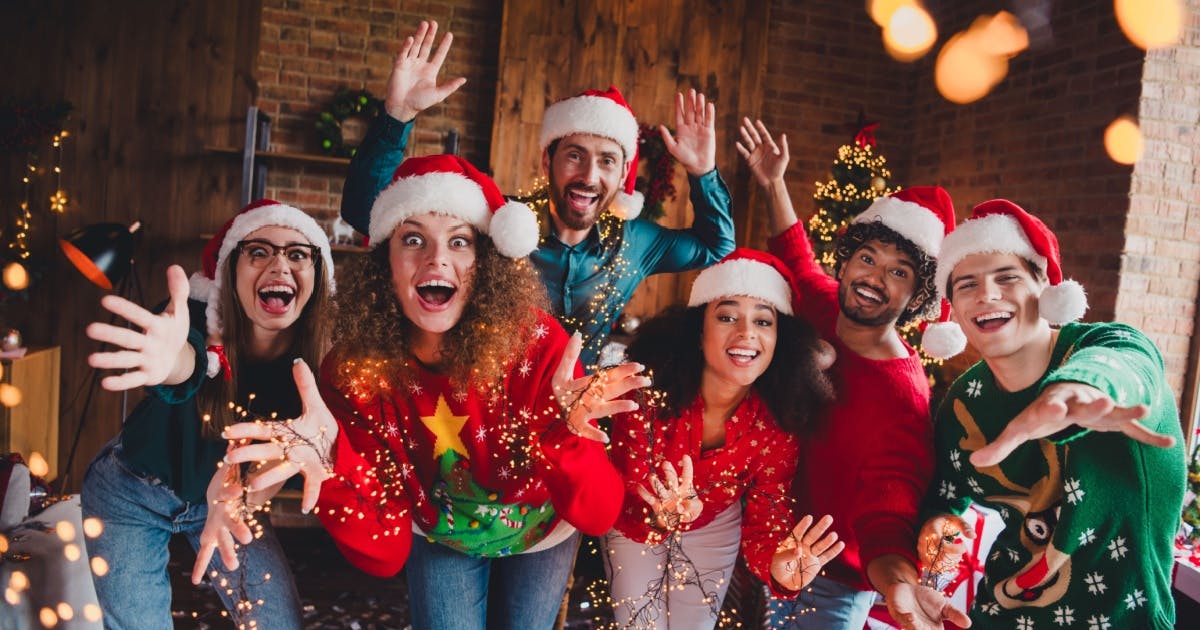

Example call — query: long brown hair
[332,231,546,389]
[197,249,332,435]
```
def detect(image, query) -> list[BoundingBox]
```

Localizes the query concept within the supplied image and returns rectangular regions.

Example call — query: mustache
[565,183,601,195]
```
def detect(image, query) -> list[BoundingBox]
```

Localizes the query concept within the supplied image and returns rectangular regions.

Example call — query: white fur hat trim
[369,171,492,247]
[688,259,794,315]
[935,213,1047,300]
[539,94,639,159]
[854,196,946,258]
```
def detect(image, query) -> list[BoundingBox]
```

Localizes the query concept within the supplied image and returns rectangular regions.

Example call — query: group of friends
[77,20,1185,630]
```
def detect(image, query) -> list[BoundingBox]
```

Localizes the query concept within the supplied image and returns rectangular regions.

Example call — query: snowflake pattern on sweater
[924,322,1184,628]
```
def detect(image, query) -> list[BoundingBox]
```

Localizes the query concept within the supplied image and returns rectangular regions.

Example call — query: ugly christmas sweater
[313,310,624,577]
[609,391,802,598]
[767,221,934,591]
[923,322,1185,629]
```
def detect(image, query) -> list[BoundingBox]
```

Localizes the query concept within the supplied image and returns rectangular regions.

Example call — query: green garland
[315,89,382,158]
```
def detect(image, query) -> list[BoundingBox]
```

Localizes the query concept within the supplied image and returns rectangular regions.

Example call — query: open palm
[736,118,789,187]
[385,20,467,122]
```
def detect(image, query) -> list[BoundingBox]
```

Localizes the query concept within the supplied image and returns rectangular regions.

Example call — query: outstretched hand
[636,455,703,529]
[86,264,193,391]
[552,332,650,443]
[661,89,717,176]
[384,20,467,122]
[770,514,845,592]
[736,118,789,187]
[191,460,254,584]
[222,360,339,513]
[883,581,972,630]
[970,381,1175,468]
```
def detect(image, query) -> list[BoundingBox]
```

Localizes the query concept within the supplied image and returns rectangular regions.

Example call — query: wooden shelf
[206,145,351,166]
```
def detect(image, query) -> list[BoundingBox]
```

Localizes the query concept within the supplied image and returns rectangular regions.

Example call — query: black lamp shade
[59,223,135,290]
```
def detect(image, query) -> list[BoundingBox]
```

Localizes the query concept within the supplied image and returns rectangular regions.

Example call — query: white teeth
[569,190,598,198]
[728,348,758,358]
[855,287,881,301]
[975,312,1012,323]
[418,279,455,289]
[259,284,294,294]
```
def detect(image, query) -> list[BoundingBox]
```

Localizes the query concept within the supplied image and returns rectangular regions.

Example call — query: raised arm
[637,90,735,274]
[736,117,799,237]
[341,20,466,234]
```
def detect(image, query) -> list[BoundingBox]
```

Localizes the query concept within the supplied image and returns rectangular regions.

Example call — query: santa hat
[925,199,1089,359]
[539,86,643,220]
[369,154,539,259]
[853,186,956,260]
[920,298,968,360]
[688,248,795,315]
[189,198,335,377]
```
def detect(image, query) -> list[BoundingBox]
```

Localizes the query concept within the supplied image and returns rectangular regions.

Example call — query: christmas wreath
[634,124,677,223]
[315,89,382,158]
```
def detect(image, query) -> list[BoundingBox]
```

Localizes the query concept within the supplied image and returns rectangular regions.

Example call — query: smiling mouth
[258,286,296,313]
[973,311,1013,331]
[726,347,760,366]
[565,186,599,209]
[416,279,457,306]
[853,284,885,305]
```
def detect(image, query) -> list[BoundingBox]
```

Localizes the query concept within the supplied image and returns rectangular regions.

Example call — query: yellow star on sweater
[420,394,470,458]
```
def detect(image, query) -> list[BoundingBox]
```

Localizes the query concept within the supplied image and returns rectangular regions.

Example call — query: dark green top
[923,322,1185,628]
[118,299,301,504]
[340,114,736,370]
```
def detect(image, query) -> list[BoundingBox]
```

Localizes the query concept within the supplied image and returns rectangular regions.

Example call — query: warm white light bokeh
[1115,0,1184,49]
[884,5,938,60]
[1104,115,1144,164]
[2,261,29,291]
[28,452,49,477]
[935,12,1029,104]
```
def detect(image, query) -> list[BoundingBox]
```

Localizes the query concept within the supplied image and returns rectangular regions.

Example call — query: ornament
[871,176,887,191]
[1,328,21,351]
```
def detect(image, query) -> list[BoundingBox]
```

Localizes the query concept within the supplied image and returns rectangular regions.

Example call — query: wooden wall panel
[491,0,770,318]
[0,0,260,490]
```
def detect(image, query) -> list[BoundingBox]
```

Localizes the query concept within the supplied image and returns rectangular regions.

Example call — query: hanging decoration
[315,89,382,158]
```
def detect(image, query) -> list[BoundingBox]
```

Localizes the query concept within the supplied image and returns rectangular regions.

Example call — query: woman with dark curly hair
[222,154,646,630]
[603,248,844,629]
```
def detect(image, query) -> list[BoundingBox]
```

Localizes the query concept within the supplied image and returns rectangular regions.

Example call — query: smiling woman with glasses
[236,239,321,270]
[79,199,335,629]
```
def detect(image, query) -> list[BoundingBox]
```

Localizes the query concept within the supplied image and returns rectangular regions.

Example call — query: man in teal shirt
[340,21,735,370]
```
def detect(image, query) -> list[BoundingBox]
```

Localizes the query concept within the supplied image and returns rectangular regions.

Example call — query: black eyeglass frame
[234,239,321,270]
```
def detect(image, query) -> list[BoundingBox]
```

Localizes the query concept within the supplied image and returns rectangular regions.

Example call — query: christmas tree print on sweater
[923,322,1184,628]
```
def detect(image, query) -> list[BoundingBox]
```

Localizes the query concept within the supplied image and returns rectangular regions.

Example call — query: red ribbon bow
[855,122,879,149]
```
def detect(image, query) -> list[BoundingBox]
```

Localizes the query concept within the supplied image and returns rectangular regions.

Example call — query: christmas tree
[807,117,898,267]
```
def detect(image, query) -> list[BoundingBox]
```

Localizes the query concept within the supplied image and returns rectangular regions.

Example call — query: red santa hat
[688,248,796,315]
[925,199,1089,359]
[369,154,539,259]
[539,86,643,220]
[189,198,335,377]
[853,186,956,260]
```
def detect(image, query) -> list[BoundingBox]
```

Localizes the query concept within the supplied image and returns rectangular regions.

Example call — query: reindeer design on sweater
[954,399,1073,609]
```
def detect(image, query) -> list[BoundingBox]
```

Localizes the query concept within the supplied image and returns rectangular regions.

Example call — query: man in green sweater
[916,199,1184,629]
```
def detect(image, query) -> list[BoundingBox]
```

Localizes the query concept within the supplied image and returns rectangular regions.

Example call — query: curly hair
[624,304,834,436]
[197,250,332,435]
[833,220,938,326]
[331,232,547,389]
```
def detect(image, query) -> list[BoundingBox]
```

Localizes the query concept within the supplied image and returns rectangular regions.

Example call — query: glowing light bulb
[1115,0,1184,49]
[27,452,49,477]
[0,384,22,408]
[3,261,29,291]
[91,556,110,576]
[1104,115,1143,165]
[56,521,76,542]
[84,517,104,538]
[884,5,937,59]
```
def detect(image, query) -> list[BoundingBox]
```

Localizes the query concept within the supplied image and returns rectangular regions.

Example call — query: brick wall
[1118,0,1200,401]
[255,0,502,223]
[757,0,918,249]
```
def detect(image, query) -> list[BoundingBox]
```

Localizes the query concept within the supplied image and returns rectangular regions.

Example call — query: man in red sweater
[739,119,970,629]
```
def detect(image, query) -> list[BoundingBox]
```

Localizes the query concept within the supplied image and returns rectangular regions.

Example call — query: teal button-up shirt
[341,114,735,370]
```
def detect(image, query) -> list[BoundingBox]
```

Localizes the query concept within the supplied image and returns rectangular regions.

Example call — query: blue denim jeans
[404,530,580,630]
[81,439,302,630]
[764,573,877,629]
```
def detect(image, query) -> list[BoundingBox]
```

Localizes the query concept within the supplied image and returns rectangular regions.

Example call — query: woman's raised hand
[86,264,194,391]
[222,359,339,513]
[636,455,703,529]
[552,332,651,443]
[770,514,845,592]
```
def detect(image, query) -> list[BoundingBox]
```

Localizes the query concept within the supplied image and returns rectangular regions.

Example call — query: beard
[547,175,615,232]
[837,280,905,327]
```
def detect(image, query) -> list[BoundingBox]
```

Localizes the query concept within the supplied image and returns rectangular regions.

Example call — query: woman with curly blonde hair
[223,154,647,630]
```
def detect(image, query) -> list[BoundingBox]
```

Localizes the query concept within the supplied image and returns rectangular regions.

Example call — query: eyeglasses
[235,240,320,270]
